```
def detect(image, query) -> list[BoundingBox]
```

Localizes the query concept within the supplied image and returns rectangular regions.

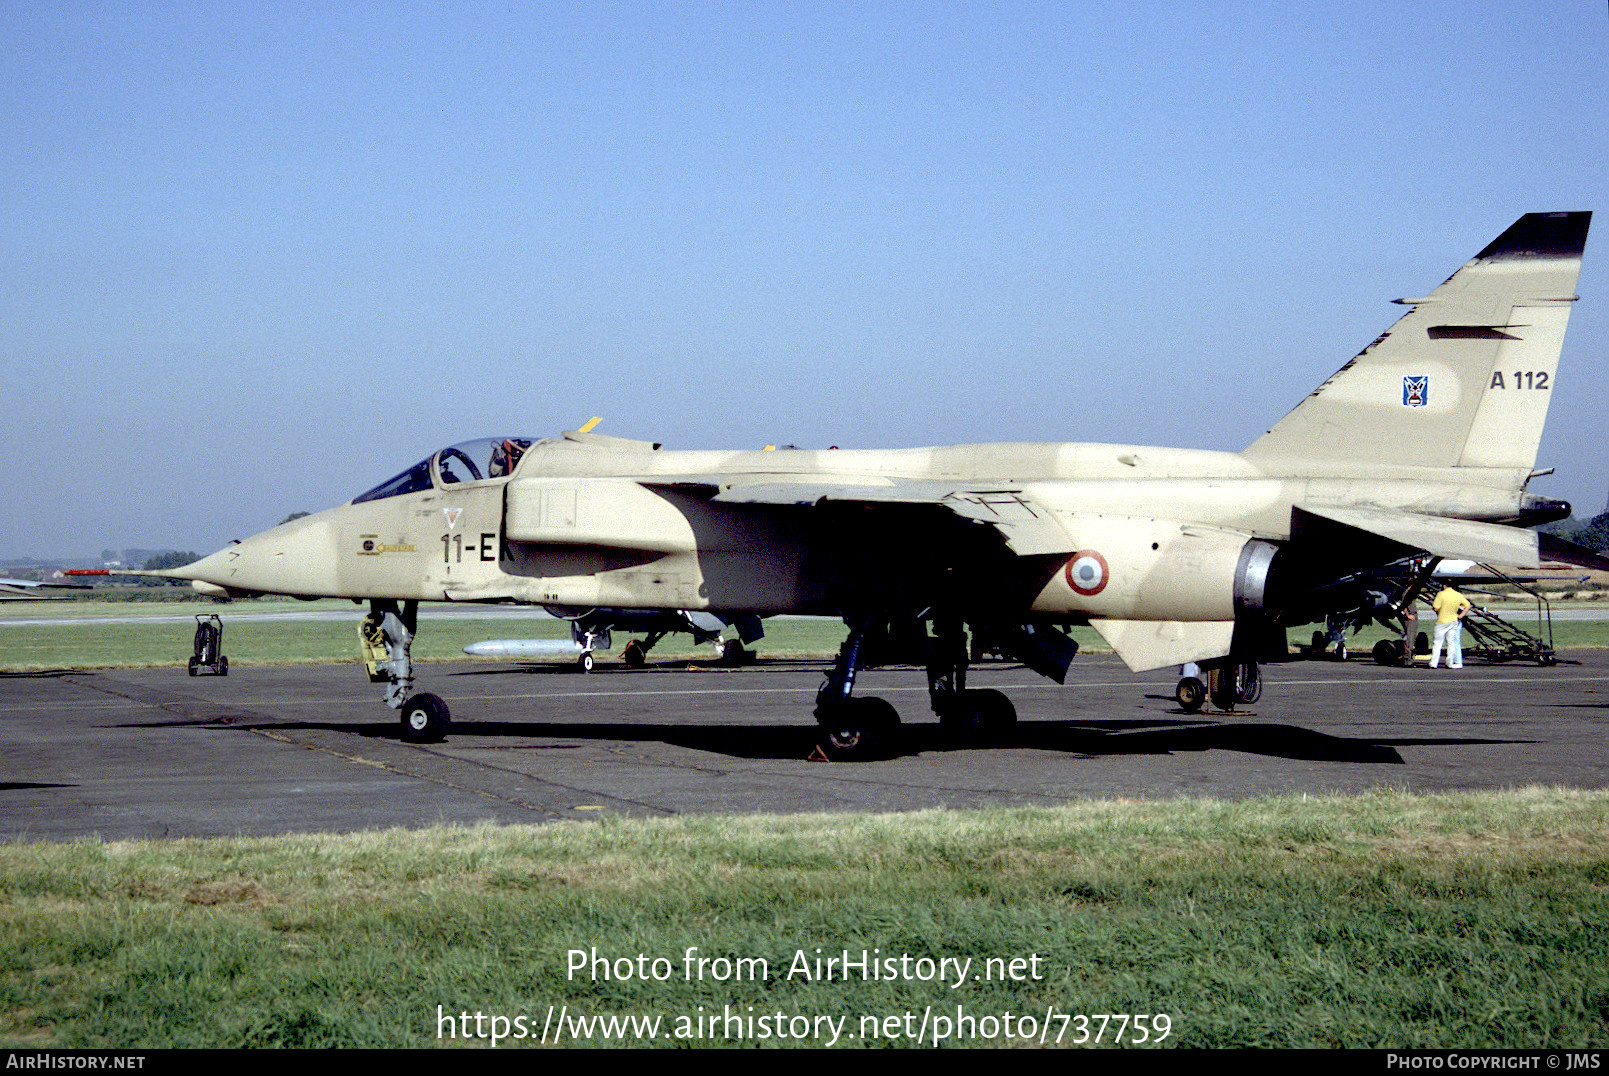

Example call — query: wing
[704,480,1080,556]
[0,577,94,601]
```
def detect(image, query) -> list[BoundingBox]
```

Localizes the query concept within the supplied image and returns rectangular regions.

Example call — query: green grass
[2,788,1607,1048]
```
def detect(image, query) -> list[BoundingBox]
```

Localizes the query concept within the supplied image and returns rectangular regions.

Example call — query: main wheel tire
[1204,663,1260,710]
[817,696,899,761]
[1206,666,1236,711]
[1373,639,1403,666]
[621,641,646,667]
[1235,662,1262,705]
[400,692,451,744]
[940,688,1017,740]
[970,688,1017,733]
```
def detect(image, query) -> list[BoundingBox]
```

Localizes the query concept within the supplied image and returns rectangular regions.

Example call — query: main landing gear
[1174,661,1261,714]
[363,599,452,743]
[813,614,1017,761]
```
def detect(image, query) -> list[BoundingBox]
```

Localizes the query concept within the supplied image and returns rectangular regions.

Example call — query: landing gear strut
[363,599,418,707]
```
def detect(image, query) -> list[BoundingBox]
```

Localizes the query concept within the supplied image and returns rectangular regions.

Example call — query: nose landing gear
[363,599,452,743]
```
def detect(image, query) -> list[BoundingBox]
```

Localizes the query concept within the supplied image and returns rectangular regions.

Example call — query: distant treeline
[141,550,200,571]
[1545,509,1609,551]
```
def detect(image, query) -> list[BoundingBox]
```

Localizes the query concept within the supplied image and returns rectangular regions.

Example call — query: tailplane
[1243,212,1590,474]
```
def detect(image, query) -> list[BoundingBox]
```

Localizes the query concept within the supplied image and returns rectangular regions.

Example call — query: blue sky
[4,2,1608,558]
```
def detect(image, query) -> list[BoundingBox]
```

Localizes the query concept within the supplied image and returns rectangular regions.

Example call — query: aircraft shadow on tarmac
[177,712,1529,765]
[420,662,1531,762]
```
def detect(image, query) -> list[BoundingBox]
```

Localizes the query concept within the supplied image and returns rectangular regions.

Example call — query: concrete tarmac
[5,650,1609,842]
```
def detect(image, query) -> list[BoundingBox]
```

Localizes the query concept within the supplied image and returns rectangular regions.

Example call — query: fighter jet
[166,212,1605,757]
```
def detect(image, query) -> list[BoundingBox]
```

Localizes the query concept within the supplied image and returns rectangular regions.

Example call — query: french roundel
[1064,550,1109,596]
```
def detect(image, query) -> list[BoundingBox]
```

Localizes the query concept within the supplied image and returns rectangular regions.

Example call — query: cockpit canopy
[352,437,536,504]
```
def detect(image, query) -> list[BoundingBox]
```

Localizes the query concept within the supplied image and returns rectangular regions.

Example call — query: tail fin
[1242,212,1590,474]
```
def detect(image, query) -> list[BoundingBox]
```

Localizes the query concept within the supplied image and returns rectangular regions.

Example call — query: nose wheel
[399,692,451,743]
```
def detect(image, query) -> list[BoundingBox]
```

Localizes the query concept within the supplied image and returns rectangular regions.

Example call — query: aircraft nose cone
[175,517,342,598]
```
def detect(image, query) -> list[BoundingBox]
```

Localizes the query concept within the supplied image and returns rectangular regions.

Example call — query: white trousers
[1430,620,1463,668]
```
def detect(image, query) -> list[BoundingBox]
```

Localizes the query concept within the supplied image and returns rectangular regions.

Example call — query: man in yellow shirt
[1429,583,1472,669]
